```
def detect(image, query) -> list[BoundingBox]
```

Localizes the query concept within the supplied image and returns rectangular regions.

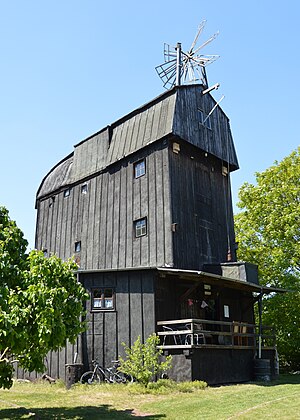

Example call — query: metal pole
[258,293,263,359]
[176,42,182,86]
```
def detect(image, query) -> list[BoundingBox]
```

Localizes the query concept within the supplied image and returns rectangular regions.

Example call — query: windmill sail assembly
[155,20,220,89]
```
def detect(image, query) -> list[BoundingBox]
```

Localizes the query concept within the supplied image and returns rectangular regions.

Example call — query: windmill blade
[155,60,178,88]
[155,20,219,89]
[193,31,219,55]
[164,43,177,62]
[189,19,207,52]
[192,54,220,67]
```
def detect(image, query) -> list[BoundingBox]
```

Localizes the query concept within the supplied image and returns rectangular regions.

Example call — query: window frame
[81,184,88,194]
[134,217,147,238]
[91,287,115,311]
[64,188,71,198]
[75,241,81,253]
[134,159,146,179]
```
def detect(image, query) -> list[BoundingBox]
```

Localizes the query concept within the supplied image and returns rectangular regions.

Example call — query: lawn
[0,375,299,419]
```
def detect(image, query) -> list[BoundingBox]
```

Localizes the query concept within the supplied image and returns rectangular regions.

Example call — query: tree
[119,334,172,386]
[234,147,300,370]
[0,206,88,389]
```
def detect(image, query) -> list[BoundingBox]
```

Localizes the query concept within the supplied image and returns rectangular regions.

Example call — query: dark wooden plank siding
[108,94,176,165]
[141,271,156,339]
[116,272,130,358]
[75,270,156,375]
[71,129,110,183]
[36,142,173,270]
[172,85,239,170]
[14,270,155,381]
[169,141,236,270]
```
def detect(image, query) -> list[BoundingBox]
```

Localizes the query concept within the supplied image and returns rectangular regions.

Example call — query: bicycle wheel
[80,371,101,384]
[112,371,134,383]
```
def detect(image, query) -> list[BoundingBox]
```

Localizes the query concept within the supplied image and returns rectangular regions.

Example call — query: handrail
[157,318,276,349]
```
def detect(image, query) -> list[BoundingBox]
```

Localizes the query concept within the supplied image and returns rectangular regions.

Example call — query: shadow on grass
[0,404,166,420]
[253,373,300,387]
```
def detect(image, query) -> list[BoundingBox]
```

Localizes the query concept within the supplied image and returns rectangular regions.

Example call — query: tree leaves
[0,207,88,388]
[119,334,172,386]
[235,147,300,369]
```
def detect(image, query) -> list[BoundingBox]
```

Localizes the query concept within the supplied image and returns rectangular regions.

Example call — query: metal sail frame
[155,20,219,89]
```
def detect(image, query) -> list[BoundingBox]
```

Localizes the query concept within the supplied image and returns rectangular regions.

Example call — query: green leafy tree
[234,148,300,370]
[0,206,88,389]
[119,334,172,386]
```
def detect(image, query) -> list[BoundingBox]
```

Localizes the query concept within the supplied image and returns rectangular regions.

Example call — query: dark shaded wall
[81,270,156,370]
[35,142,173,270]
[169,141,236,270]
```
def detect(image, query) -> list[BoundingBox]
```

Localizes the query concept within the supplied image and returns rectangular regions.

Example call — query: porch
[157,318,276,351]
[156,318,277,384]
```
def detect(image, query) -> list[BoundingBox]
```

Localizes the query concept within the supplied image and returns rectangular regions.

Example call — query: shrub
[118,334,172,386]
[177,380,208,393]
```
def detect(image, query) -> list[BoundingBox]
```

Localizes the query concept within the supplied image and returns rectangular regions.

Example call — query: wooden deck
[157,318,276,350]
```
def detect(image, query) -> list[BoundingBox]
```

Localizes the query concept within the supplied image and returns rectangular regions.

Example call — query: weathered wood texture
[36,137,237,271]
[37,91,176,199]
[36,84,237,200]
[169,141,236,270]
[14,337,81,381]
[41,270,156,378]
[168,348,257,384]
[172,85,239,170]
[35,142,173,270]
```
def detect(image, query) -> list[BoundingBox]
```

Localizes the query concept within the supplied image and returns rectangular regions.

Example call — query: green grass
[0,375,299,419]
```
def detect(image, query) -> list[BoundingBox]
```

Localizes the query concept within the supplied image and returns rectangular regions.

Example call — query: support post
[258,293,263,358]
[175,42,182,86]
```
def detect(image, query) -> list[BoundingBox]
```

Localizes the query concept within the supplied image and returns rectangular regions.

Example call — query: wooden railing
[157,319,276,350]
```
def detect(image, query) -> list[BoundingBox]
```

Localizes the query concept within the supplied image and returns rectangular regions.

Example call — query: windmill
[155,20,219,89]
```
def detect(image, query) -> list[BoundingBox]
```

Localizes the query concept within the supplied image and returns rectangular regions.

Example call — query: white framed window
[92,288,115,310]
[134,159,146,178]
[134,217,147,237]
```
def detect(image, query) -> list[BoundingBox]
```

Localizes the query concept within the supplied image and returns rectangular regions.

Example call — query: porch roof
[76,266,286,294]
[157,267,286,295]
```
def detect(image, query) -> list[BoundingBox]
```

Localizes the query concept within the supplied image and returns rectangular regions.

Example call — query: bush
[147,379,177,392]
[177,380,208,393]
[118,334,172,386]
[127,378,208,395]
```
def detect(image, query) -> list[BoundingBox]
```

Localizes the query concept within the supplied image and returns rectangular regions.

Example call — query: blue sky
[1,1,299,250]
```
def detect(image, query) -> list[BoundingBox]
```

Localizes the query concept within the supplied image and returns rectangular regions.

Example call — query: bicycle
[80,360,133,384]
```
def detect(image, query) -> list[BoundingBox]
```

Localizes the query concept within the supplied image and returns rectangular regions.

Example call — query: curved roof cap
[37,85,239,200]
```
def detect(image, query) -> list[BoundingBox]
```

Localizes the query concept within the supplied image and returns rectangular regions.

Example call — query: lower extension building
[20,84,280,384]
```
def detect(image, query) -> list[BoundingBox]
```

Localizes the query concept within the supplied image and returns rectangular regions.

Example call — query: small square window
[224,305,230,318]
[92,288,115,310]
[134,217,147,237]
[49,196,55,207]
[75,241,81,253]
[81,184,88,194]
[64,188,71,198]
[134,159,146,178]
